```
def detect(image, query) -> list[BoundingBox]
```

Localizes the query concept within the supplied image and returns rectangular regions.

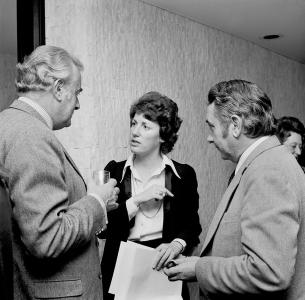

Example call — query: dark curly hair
[276,116,305,144]
[130,91,182,154]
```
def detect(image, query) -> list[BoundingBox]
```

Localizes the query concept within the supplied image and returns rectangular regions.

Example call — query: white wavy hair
[15,45,83,93]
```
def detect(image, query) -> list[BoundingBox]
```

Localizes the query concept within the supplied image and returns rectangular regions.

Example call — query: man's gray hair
[15,45,84,93]
[208,79,276,138]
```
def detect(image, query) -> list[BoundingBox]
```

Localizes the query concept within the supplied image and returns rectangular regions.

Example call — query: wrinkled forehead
[206,103,217,122]
[73,65,82,83]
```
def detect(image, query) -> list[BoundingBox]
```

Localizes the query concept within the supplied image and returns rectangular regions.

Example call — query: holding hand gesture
[132,184,174,206]
[87,178,120,211]
[153,241,184,271]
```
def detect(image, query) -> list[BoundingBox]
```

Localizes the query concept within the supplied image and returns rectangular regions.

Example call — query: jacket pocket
[34,279,82,298]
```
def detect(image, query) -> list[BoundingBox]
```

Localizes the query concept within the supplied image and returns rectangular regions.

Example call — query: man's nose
[207,135,214,144]
[295,145,301,156]
[75,98,80,110]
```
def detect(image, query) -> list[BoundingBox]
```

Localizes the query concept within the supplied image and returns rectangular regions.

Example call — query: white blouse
[123,154,180,242]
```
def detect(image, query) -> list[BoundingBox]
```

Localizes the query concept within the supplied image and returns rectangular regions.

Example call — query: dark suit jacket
[0,166,13,300]
[100,159,202,298]
[0,100,106,299]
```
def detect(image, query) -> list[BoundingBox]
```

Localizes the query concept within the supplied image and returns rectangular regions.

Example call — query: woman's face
[129,113,163,156]
[284,131,302,158]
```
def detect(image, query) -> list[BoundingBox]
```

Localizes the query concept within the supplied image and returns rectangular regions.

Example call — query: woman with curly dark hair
[276,116,305,161]
[100,91,201,300]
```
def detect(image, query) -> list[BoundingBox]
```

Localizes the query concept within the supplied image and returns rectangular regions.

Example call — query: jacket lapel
[122,168,132,200]
[164,166,173,212]
[10,100,87,188]
[200,136,281,255]
[62,148,87,188]
[200,170,242,255]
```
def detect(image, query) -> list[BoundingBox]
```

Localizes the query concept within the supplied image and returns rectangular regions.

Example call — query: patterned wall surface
[45,0,305,297]
[0,54,16,111]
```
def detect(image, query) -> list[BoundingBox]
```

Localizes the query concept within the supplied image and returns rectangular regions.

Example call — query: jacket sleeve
[7,127,105,259]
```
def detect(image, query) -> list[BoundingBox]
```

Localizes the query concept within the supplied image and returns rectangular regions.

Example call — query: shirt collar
[18,96,53,129]
[235,136,269,174]
[120,153,181,182]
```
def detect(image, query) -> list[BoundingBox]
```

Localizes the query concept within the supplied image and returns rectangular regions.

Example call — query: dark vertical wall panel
[17,0,45,62]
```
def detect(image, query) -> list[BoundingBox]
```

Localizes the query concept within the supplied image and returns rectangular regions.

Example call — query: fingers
[153,241,183,270]
[165,188,174,197]
[157,248,172,271]
[168,274,180,281]
[158,188,174,198]
[106,187,119,209]
[154,245,177,271]
[107,186,120,201]
[163,265,180,281]
[154,192,165,201]
[166,259,177,268]
[107,178,117,187]
[137,185,174,205]
[107,202,119,212]
[154,188,174,200]
[172,257,186,264]
[162,249,176,269]
[114,187,120,196]
[155,243,166,252]
[152,244,167,269]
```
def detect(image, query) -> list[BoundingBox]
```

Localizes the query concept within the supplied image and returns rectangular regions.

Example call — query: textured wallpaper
[0,54,16,111]
[45,0,305,297]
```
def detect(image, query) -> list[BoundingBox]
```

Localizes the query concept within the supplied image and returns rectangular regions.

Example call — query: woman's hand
[152,241,183,271]
[132,184,173,206]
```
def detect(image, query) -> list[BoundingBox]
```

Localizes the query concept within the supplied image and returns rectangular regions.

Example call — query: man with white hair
[0,45,119,299]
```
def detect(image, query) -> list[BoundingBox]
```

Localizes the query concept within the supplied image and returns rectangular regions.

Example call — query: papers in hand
[109,241,182,300]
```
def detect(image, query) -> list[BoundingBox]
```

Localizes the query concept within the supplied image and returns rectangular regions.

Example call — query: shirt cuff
[126,197,139,220]
[88,192,108,224]
[173,238,186,252]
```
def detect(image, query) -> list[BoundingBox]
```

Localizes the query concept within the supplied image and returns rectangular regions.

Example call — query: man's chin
[53,120,71,130]
[220,152,230,160]
[64,120,72,128]
[214,146,228,160]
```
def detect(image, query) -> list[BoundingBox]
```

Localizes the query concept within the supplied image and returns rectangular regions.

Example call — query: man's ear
[53,79,64,101]
[231,115,242,138]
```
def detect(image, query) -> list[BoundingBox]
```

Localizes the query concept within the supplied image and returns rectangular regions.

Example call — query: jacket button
[98,273,103,279]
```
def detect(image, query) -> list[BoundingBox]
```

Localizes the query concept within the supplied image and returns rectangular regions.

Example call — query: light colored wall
[0,54,16,111]
[45,0,305,297]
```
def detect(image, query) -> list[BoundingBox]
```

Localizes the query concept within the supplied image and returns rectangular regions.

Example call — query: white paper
[109,242,130,294]
[110,241,182,300]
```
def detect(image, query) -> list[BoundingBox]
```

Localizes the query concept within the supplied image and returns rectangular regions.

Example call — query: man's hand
[163,256,200,282]
[152,241,183,271]
[87,178,119,211]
